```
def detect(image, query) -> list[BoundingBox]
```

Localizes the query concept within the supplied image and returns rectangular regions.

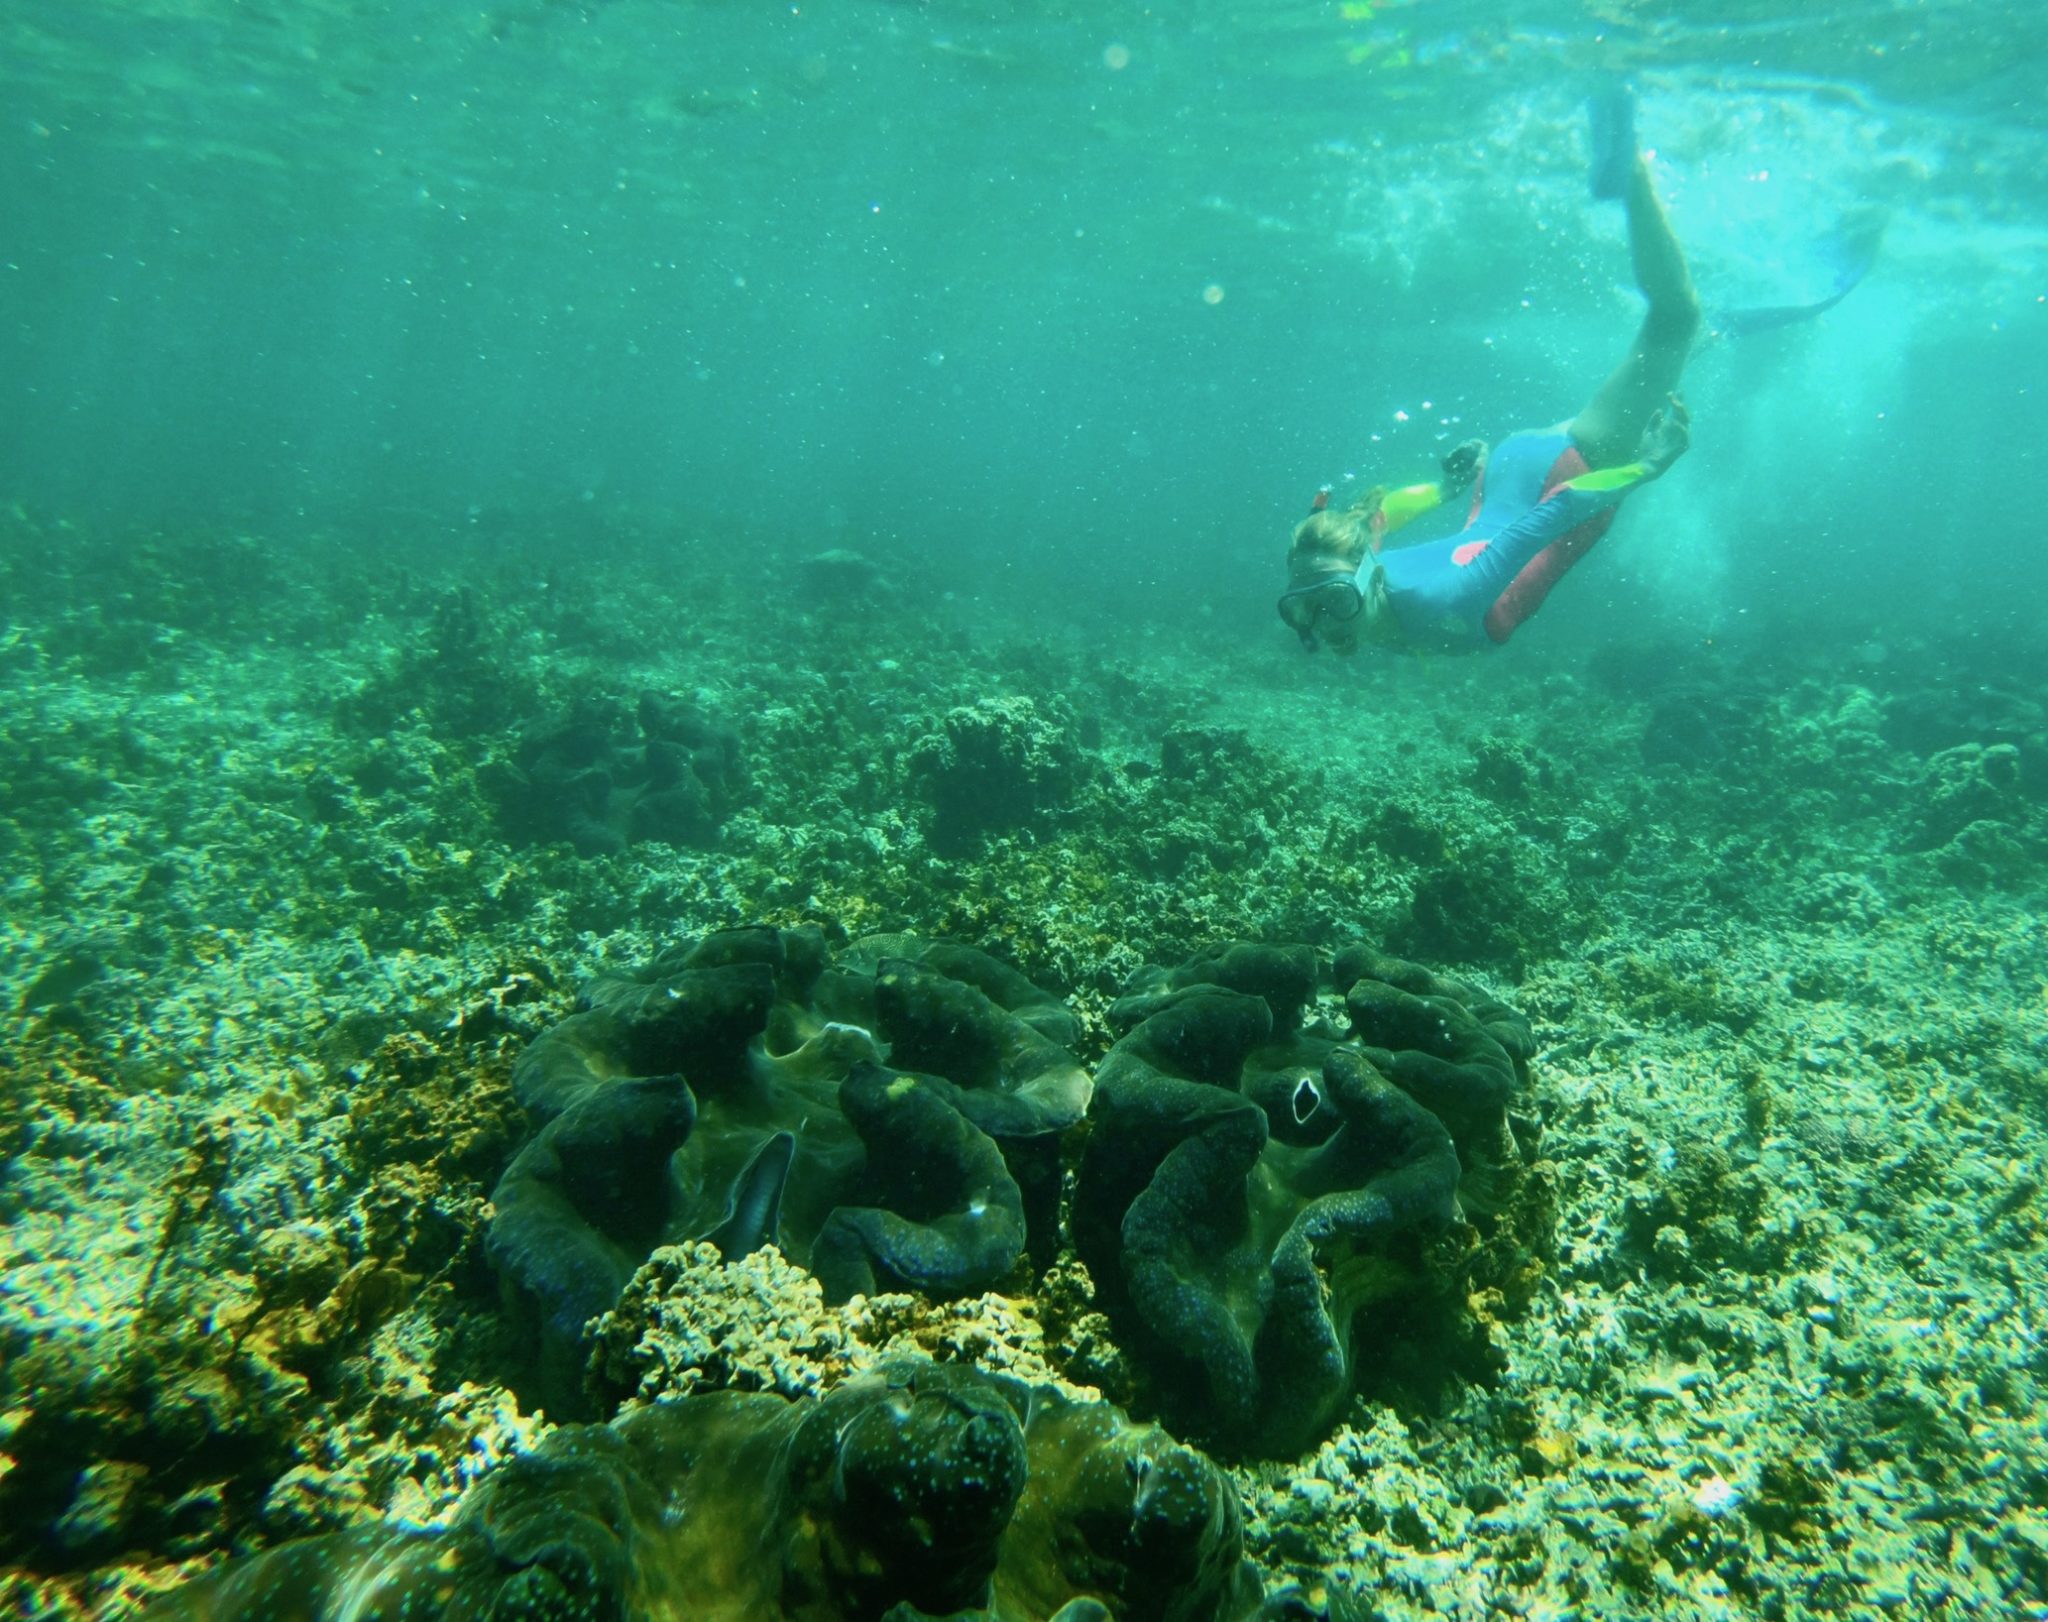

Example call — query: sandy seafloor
[2,510,2045,1620]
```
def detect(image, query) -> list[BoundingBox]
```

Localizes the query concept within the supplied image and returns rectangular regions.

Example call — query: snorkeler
[1278,86,1701,654]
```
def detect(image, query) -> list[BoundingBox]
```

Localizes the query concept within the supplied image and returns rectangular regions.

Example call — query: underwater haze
[5,2,2048,1619]
[6,0,2045,634]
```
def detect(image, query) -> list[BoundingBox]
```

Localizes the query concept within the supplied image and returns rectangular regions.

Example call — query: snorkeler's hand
[1638,395,1690,478]
[1440,439,1487,495]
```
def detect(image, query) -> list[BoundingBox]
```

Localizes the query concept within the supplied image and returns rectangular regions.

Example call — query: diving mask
[1277,569,1364,648]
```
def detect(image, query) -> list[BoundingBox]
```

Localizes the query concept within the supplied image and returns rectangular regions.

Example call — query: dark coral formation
[482,689,743,854]
[147,1358,1274,1622]
[338,585,542,746]
[907,694,1083,855]
[1073,942,1537,1456]
[487,927,1089,1411]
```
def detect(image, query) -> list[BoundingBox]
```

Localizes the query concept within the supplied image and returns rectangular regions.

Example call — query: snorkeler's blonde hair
[1287,485,1388,576]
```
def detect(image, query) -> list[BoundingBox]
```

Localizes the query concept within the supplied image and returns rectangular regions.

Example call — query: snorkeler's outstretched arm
[1377,481,1446,537]
[1375,438,1488,542]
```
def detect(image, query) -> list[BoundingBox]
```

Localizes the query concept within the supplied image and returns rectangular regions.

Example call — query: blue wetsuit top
[1377,429,1630,648]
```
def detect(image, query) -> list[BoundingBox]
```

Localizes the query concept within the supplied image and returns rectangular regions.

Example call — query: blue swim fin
[1717,209,1886,337]
[1587,81,1637,201]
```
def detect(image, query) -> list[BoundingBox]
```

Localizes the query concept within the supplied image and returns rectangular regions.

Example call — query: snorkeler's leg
[1569,160,1702,470]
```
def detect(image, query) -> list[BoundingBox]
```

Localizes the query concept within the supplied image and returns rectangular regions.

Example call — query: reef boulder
[907,694,1083,856]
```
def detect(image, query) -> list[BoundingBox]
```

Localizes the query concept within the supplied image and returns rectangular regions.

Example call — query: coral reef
[7,509,2048,1620]
[145,1357,1275,1622]
[487,925,1090,1411]
[1073,943,1541,1457]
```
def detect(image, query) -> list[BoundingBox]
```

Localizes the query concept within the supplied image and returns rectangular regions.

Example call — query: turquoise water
[4,0,2042,639]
